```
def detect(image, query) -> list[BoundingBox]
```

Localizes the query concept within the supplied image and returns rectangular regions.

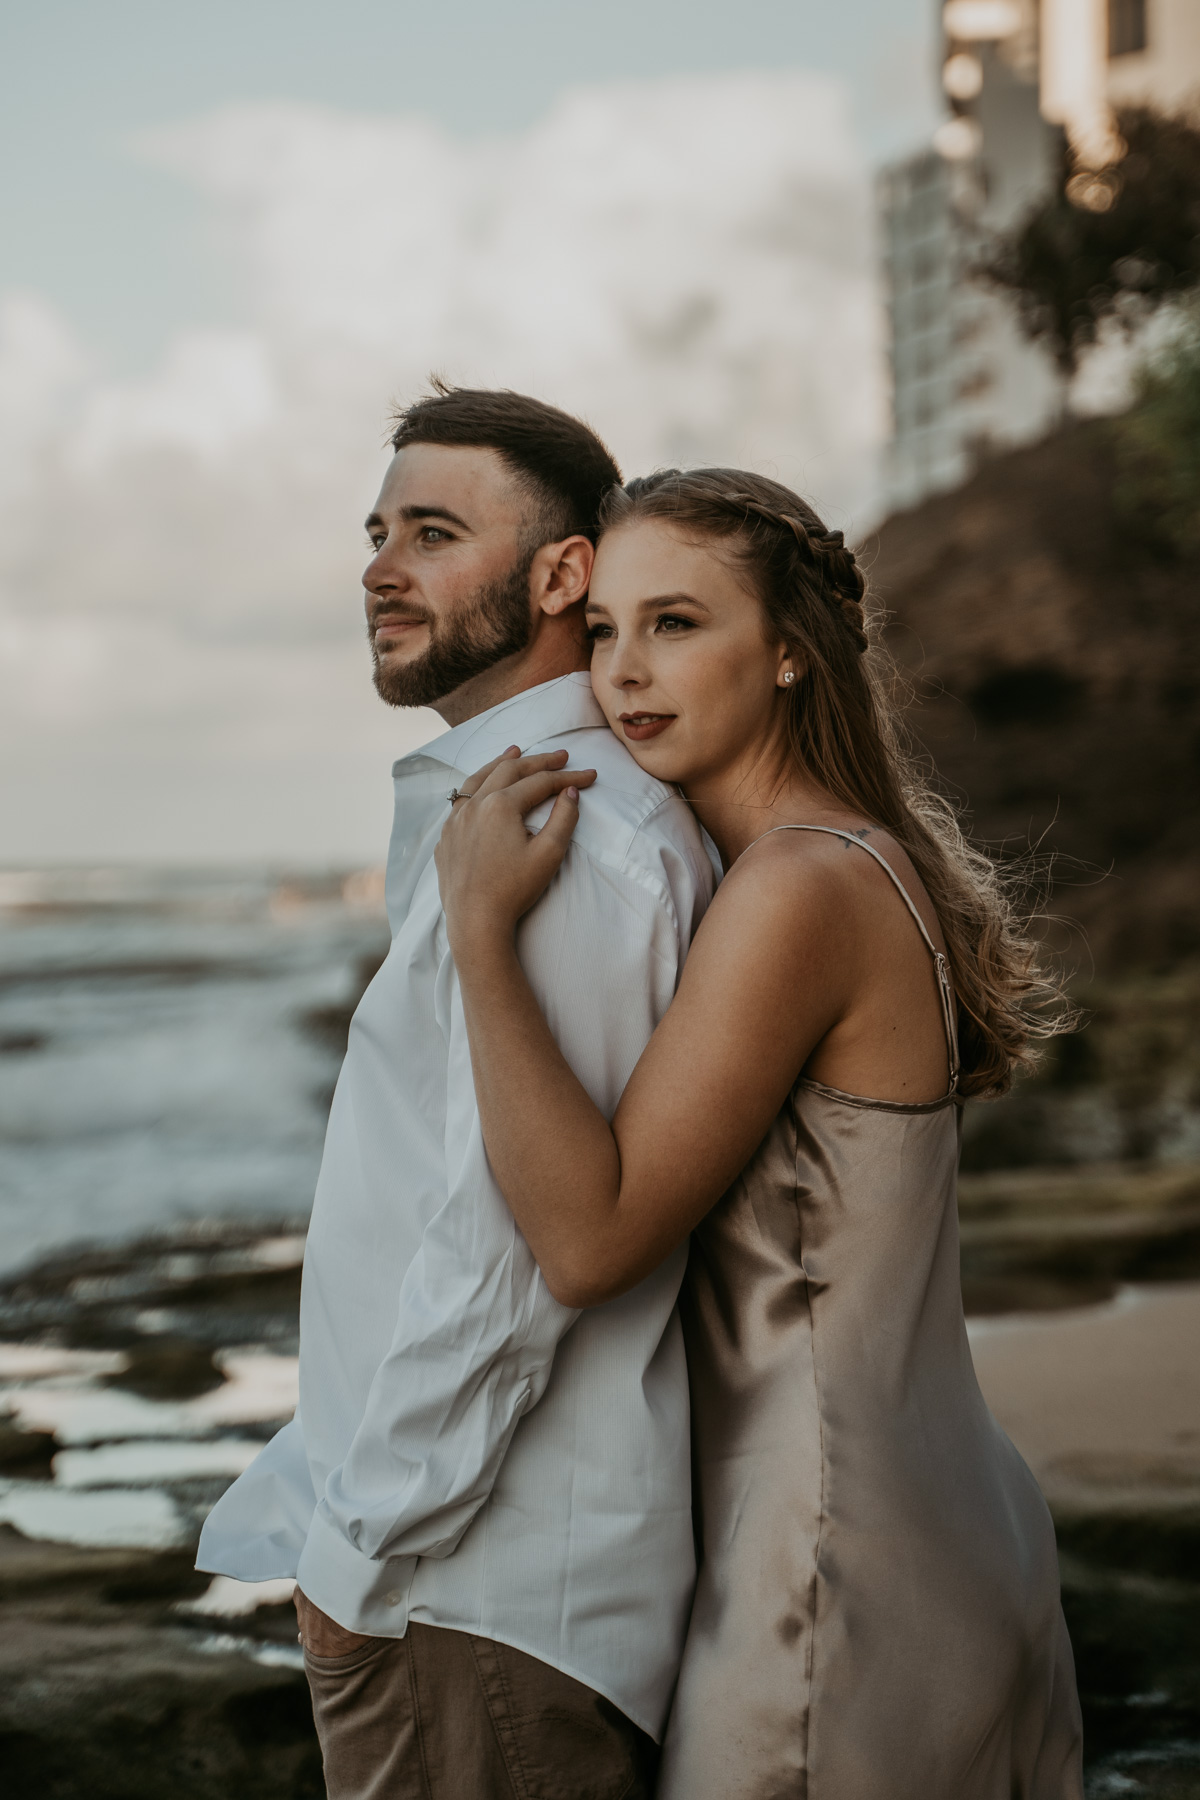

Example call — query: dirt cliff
[870,418,1200,974]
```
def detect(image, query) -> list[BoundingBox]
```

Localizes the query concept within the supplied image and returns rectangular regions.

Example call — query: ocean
[0,864,390,1279]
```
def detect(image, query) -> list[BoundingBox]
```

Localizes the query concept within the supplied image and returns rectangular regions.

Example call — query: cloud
[0,72,884,863]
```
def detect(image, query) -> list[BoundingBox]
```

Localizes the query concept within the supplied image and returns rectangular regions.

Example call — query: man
[197,385,716,1798]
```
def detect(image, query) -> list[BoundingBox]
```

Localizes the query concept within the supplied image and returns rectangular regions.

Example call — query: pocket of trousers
[304,1636,393,1676]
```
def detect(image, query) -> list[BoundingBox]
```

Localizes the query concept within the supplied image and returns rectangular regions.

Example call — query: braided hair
[723,492,870,656]
[597,468,1072,1098]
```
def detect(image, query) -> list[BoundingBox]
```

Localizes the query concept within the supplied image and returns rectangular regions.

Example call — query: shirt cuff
[295,1503,418,1637]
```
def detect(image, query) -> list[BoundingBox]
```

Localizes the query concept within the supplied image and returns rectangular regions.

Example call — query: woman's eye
[656,613,694,633]
[587,622,615,641]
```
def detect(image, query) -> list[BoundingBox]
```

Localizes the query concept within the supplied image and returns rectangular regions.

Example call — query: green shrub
[1112,307,1200,556]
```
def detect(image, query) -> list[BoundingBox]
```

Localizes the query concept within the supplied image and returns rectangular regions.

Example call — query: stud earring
[783,670,795,685]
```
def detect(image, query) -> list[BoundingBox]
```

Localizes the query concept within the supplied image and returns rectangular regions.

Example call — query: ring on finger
[447,788,470,804]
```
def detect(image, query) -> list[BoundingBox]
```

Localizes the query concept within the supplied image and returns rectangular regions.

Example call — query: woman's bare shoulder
[694,819,941,972]
[687,826,863,977]
[714,819,893,909]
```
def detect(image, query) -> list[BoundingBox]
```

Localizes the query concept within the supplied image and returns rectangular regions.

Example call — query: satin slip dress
[658,826,1084,1800]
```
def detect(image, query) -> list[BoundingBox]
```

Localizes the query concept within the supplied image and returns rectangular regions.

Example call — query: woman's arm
[436,752,849,1307]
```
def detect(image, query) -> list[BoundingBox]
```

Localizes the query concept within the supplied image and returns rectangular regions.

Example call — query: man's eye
[656,613,694,633]
[420,527,450,543]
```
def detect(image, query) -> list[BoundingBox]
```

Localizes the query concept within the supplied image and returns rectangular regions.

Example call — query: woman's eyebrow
[585,591,712,614]
[636,591,710,612]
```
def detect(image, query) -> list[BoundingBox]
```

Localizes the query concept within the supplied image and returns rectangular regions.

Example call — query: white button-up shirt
[197,674,716,1739]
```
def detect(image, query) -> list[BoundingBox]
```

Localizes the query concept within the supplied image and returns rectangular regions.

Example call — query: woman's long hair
[598,468,1072,1098]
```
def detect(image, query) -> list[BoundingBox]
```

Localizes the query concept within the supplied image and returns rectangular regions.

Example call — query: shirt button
[385,1590,403,1606]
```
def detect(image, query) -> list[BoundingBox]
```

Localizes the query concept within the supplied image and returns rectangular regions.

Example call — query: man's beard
[370,553,535,710]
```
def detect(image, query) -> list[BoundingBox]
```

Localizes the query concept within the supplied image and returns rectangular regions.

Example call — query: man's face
[363,443,537,709]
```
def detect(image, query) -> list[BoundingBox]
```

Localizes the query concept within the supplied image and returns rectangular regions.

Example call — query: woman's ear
[776,648,801,689]
[535,536,595,615]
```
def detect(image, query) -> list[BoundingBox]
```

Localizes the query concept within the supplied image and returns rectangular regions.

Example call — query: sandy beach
[971,1283,1200,1516]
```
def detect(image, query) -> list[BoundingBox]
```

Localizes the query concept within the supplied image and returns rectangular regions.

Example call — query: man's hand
[294,1587,375,1657]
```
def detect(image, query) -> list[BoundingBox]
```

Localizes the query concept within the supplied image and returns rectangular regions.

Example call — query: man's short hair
[390,381,622,546]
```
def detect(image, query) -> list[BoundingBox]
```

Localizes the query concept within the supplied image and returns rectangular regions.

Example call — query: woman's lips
[619,712,676,742]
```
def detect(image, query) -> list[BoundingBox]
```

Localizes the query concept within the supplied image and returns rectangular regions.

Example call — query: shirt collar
[384,676,607,930]
[393,673,606,780]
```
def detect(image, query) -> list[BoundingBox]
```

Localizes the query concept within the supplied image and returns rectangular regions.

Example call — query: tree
[988,108,1200,374]
[1112,305,1200,556]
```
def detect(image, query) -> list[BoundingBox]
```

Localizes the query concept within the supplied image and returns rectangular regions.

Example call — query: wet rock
[0,1631,322,1800]
[959,1162,1200,1315]
[960,967,1200,1175]
[0,1416,56,1477]
[104,1340,224,1401]
[0,1529,205,1601]
[0,1529,321,1800]
[0,1226,305,1357]
[1058,1512,1200,1793]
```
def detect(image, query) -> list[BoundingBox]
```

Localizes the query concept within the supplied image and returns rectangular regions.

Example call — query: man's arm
[294,825,702,1628]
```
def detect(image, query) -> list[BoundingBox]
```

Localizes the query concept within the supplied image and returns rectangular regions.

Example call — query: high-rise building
[881,0,1200,511]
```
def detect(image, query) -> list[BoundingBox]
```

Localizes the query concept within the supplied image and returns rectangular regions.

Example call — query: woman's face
[586,519,791,791]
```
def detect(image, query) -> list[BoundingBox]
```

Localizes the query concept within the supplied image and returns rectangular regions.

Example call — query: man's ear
[532,536,595,616]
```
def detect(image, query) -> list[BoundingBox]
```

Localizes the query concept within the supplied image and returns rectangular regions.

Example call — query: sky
[0,1,942,866]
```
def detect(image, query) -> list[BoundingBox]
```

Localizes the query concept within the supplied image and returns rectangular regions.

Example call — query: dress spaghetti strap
[747,824,960,1092]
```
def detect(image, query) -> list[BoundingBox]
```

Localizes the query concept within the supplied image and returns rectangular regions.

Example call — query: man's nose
[363,547,406,596]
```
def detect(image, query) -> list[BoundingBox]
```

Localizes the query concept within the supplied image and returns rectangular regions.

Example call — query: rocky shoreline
[0,1534,321,1800]
[0,1225,316,1797]
[0,1186,1198,1798]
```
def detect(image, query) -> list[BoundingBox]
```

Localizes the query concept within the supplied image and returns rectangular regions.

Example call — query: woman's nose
[606,643,648,689]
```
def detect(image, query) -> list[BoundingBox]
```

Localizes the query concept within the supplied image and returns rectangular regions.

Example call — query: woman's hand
[435,747,597,962]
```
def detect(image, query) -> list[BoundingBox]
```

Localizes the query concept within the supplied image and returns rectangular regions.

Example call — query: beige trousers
[304,1620,658,1800]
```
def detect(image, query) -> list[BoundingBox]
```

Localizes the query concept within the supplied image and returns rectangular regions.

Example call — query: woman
[434,468,1084,1798]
